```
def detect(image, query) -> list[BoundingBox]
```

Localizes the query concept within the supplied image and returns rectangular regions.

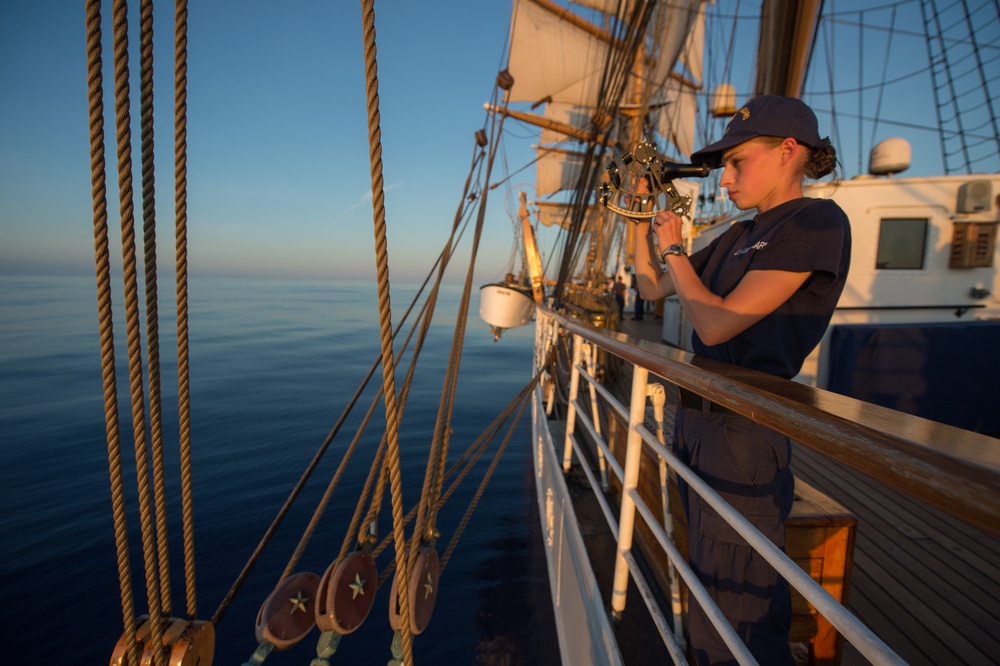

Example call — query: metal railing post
[610,364,649,619]
[584,341,609,491]
[562,333,584,471]
[647,382,685,649]
[538,313,557,415]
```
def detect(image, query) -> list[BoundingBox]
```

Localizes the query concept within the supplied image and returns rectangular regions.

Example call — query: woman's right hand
[652,209,684,248]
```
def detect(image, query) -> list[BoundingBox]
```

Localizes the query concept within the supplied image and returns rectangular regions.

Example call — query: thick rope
[313,284,445,579]
[215,138,484,624]
[358,288,445,547]
[358,2,414,661]
[414,86,507,558]
[173,0,198,620]
[359,149,482,551]
[85,3,138,664]
[111,1,166,662]
[137,0,173,617]
[289,265,445,578]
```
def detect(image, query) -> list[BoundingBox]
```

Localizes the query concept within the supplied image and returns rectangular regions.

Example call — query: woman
[633,95,851,666]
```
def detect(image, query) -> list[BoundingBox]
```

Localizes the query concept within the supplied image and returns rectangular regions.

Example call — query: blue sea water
[0,275,558,664]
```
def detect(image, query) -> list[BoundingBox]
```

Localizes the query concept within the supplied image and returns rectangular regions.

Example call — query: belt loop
[702,398,711,416]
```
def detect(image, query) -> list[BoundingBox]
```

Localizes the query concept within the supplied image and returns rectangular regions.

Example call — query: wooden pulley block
[387,546,439,635]
[171,619,215,665]
[253,571,320,650]
[315,551,378,634]
[110,615,214,665]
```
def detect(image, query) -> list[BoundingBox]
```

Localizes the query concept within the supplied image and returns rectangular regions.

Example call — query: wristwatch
[659,243,687,261]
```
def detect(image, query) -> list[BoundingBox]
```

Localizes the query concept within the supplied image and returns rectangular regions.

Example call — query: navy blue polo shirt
[688,197,851,378]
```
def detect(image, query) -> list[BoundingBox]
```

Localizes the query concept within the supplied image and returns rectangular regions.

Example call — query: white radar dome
[869,137,911,176]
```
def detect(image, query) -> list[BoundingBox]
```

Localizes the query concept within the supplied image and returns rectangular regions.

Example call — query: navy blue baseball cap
[691,95,827,168]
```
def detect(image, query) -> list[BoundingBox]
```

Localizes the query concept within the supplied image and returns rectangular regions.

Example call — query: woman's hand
[629,176,652,214]
[652,210,684,249]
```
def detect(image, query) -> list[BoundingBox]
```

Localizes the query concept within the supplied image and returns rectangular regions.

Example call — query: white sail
[538,102,595,146]
[650,78,699,158]
[534,200,602,231]
[536,145,589,197]
[509,0,703,112]
[649,2,704,158]
[508,0,611,107]
[646,0,703,88]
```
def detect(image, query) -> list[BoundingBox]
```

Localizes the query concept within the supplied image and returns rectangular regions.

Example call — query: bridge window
[876,217,928,269]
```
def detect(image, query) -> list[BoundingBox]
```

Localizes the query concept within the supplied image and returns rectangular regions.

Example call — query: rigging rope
[111,1,167,663]
[137,0,174,618]
[358,2,415,663]
[89,2,203,660]
[173,0,199,621]
[85,2,139,664]
[212,207,477,624]
[414,69,508,562]
[371,370,546,582]
[211,340,383,625]
[438,371,541,572]
[282,259,456,580]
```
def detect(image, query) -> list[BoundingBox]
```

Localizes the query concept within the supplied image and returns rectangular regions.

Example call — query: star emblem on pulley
[388,546,440,635]
[315,551,378,634]
[349,573,366,600]
[288,590,310,614]
[254,571,320,650]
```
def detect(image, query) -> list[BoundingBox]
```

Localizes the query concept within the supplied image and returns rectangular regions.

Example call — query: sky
[1,0,519,283]
[1,1,995,283]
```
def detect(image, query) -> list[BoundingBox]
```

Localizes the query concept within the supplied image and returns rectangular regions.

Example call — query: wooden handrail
[542,306,1000,538]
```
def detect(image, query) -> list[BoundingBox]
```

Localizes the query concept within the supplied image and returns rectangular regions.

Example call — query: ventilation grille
[949,222,997,268]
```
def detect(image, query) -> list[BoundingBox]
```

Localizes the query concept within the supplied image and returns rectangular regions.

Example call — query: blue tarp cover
[827,319,1000,435]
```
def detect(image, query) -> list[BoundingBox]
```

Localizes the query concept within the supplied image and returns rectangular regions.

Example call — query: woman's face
[718,137,789,212]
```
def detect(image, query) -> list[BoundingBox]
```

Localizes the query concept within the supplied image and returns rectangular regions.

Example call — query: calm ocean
[0,275,559,664]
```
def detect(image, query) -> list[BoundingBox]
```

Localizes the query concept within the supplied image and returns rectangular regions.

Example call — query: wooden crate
[786,479,857,666]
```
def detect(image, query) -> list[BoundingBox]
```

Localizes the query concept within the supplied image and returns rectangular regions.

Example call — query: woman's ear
[780,137,799,164]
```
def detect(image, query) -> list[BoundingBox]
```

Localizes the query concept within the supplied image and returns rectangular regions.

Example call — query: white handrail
[635,424,906,665]
[550,311,909,666]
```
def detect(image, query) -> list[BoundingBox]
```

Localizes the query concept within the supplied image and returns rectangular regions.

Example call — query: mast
[754,0,824,97]
[623,43,647,268]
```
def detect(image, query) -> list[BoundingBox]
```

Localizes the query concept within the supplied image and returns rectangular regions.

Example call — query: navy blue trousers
[674,405,795,666]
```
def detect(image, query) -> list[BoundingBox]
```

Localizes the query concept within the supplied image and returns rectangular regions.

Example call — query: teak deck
[792,443,1000,666]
